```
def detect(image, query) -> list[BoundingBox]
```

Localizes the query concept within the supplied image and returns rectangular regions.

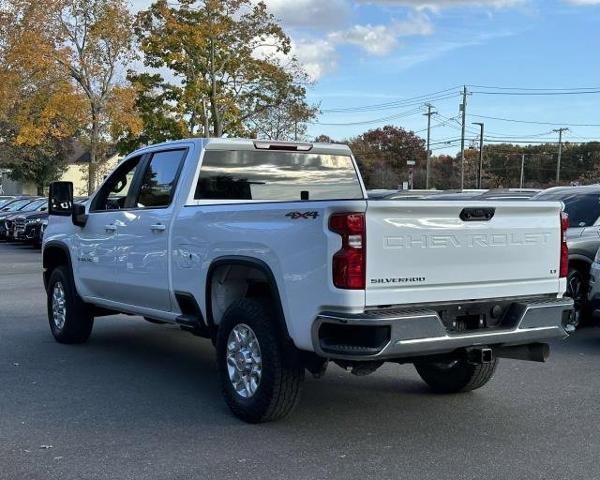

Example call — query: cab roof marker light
[253,141,313,152]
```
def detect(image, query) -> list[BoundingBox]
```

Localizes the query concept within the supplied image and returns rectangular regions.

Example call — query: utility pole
[520,153,525,188]
[553,128,568,184]
[459,85,468,190]
[424,103,436,189]
[472,122,484,189]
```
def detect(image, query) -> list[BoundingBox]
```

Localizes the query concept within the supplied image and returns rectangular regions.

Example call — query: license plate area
[437,299,521,333]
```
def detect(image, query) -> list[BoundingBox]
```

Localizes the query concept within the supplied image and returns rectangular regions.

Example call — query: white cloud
[260,0,351,29]
[253,37,338,82]
[563,0,600,4]
[329,24,400,55]
[328,13,433,56]
[293,40,339,80]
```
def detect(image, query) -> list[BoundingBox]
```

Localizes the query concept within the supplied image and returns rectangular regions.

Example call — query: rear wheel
[47,266,94,344]
[216,299,304,423]
[415,358,498,393]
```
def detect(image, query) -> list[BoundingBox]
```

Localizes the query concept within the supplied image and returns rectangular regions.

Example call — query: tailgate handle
[460,207,495,222]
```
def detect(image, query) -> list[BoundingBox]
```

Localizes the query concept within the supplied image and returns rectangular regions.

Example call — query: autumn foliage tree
[1,0,139,194]
[0,1,87,193]
[120,0,315,150]
[349,125,427,189]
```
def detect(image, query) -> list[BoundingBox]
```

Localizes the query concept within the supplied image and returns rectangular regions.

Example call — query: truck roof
[128,137,353,158]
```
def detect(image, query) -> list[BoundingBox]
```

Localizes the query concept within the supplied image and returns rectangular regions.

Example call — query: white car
[43,138,574,422]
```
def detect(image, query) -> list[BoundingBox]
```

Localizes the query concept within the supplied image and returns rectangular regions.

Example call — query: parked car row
[0,196,89,248]
[0,196,48,248]
[533,186,600,327]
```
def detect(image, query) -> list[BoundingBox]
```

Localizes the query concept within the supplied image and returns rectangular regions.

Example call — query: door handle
[104,224,117,233]
[150,223,166,232]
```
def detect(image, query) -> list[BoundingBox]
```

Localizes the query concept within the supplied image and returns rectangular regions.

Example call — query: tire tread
[217,299,304,423]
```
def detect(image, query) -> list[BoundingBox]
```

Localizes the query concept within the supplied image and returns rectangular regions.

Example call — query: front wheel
[414,358,498,393]
[47,266,94,344]
[216,299,304,423]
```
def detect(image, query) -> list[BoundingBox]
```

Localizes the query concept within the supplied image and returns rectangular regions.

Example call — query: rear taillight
[560,211,569,278]
[329,212,365,289]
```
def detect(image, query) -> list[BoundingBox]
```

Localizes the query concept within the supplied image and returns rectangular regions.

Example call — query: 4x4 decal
[285,211,319,220]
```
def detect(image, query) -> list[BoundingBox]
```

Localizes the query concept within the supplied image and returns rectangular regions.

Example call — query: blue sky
[132,0,600,153]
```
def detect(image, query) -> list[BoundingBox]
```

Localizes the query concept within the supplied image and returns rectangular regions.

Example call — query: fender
[568,253,593,265]
[205,255,291,341]
[42,241,74,291]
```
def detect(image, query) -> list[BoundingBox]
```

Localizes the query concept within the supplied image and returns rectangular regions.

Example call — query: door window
[135,149,186,208]
[90,156,142,212]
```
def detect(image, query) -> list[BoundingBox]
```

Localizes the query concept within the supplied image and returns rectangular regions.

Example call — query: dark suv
[12,203,49,247]
[533,185,600,325]
[0,198,41,239]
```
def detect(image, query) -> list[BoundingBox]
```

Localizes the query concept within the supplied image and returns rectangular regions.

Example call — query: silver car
[534,185,600,326]
[588,248,600,315]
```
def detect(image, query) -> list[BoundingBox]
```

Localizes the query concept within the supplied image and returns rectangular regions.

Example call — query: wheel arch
[42,241,73,292]
[569,255,592,276]
[205,256,291,341]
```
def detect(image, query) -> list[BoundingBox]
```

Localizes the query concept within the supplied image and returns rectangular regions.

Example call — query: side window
[135,149,186,208]
[91,156,142,212]
[563,194,600,227]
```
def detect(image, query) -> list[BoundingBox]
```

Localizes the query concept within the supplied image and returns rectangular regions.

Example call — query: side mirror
[49,182,74,216]
[72,203,88,228]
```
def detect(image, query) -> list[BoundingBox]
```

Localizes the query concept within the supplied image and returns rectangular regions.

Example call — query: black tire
[47,266,94,344]
[414,358,498,393]
[216,299,304,423]
[566,267,591,327]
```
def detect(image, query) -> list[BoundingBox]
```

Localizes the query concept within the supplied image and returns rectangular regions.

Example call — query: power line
[483,130,556,139]
[471,90,600,96]
[468,84,600,91]
[321,93,458,114]
[320,86,461,114]
[470,114,600,128]
[309,107,424,126]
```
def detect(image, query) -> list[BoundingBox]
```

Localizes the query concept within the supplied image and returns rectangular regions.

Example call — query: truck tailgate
[365,200,563,307]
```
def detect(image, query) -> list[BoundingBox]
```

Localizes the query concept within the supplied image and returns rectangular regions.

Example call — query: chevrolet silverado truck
[43,138,574,423]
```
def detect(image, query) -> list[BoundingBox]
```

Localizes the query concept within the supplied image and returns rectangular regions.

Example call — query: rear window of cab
[194,150,363,202]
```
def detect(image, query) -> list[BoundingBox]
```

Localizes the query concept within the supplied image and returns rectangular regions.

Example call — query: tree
[115,73,188,154]
[246,81,319,141]
[0,141,76,195]
[4,0,136,194]
[349,125,427,189]
[314,135,335,143]
[123,0,315,148]
[428,155,457,189]
[0,1,87,193]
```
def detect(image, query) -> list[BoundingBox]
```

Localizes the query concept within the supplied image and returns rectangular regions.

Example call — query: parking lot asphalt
[1,242,600,480]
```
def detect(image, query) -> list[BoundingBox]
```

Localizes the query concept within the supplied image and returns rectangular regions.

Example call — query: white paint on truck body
[43,137,567,354]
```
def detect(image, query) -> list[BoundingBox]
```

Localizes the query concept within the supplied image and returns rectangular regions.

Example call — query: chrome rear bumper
[313,297,574,361]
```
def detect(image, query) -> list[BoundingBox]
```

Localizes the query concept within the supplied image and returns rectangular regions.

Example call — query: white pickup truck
[43,138,574,423]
